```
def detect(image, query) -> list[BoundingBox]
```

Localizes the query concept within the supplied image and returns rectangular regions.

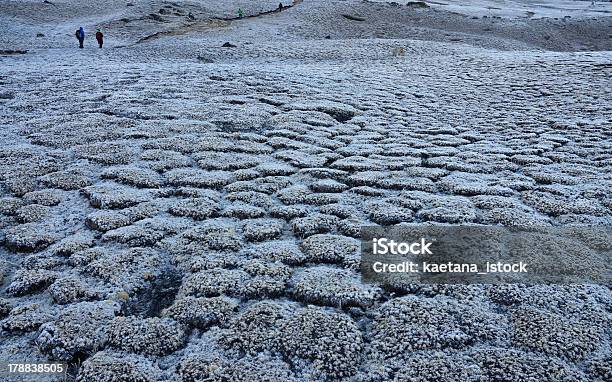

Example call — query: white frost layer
[371,0,612,19]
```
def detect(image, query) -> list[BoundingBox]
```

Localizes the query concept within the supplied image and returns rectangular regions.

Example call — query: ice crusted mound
[369,296,508,358]
[290,265,381,308]
[284,310,363,377]
[221,302,364,379]
[37,301,120,361]
[107,316,187,356]
[77,350,163,382]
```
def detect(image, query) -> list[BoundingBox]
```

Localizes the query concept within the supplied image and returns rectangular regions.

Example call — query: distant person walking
[279,3,283,11]
[95,29,104,48]
[237,8,244,18]
[75,27,85,48]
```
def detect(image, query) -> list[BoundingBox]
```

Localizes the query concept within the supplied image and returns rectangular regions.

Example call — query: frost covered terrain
[0,0,611,381]
[371,0,612,19]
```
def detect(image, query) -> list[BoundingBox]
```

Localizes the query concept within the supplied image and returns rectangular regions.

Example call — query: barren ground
[0,1,611,381]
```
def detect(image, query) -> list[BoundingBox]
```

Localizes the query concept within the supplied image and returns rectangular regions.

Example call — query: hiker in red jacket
[95,29,104,48]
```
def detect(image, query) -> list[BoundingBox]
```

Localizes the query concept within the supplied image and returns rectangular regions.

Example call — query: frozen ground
[0,0,611,381]
[371,0,612,19]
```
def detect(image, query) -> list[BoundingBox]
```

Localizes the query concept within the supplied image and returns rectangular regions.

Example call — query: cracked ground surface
[1,0,611,381]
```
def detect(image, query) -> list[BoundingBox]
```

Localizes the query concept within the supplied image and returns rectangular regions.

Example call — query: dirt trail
[136,0,304,44]
[135,19,232,44]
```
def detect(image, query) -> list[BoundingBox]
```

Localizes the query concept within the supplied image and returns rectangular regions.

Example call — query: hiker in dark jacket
[75,27,84,48]
[95,29,104,48]
[279,3,283,11]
